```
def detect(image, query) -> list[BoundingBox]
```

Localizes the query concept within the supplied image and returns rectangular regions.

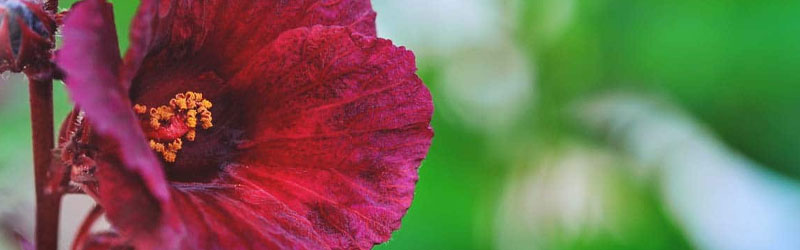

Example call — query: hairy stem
[29,78,60,250]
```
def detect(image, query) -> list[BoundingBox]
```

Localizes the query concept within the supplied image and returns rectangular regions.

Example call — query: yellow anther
[168,138,183,151]
[149,140,165,153]
[200,100,212,109]
[200,116,212,129]
[168,98,179,109]
[185,130,196,141]
[186,92,203,103]
[135,91,213,163]
[149,106,174,120]
[186,116,197,128]
[160,106,174,119]
[163,151,177,163]
[134,104,148,114]
[149,117,161,129]
[170,94,188,110]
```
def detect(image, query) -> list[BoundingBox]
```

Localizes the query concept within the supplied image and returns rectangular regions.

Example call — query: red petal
[92,152,165,244]
[56,0,170,211]
[124,0,376,94]
[169,26,432,249]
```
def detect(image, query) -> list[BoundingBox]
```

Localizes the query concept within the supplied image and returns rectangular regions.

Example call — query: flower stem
[70,205,103,250]
[29,78,60,250]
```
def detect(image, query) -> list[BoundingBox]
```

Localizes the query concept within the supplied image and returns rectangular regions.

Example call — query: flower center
[134,91,213,162]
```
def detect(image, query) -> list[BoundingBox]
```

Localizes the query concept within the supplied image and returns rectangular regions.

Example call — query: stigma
[134,91,213,162]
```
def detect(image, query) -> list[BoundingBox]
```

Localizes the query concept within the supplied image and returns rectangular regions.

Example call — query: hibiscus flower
[54,0,433,249]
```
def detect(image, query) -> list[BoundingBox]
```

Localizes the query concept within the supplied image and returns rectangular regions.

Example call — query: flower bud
[0,0,56,73]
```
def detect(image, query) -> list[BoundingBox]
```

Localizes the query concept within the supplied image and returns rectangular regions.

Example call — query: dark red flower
[55,0,432,249]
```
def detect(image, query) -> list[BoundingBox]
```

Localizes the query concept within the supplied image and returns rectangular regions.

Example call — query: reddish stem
[71,205,103,250]
[29,79,60,250]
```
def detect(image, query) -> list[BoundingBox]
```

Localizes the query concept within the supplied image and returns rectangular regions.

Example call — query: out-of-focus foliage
[495,146,692,250]
[1,0,798,249]
[520,0,800,178]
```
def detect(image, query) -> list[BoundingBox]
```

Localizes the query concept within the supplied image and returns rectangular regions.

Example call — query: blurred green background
[2,0,800,249]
